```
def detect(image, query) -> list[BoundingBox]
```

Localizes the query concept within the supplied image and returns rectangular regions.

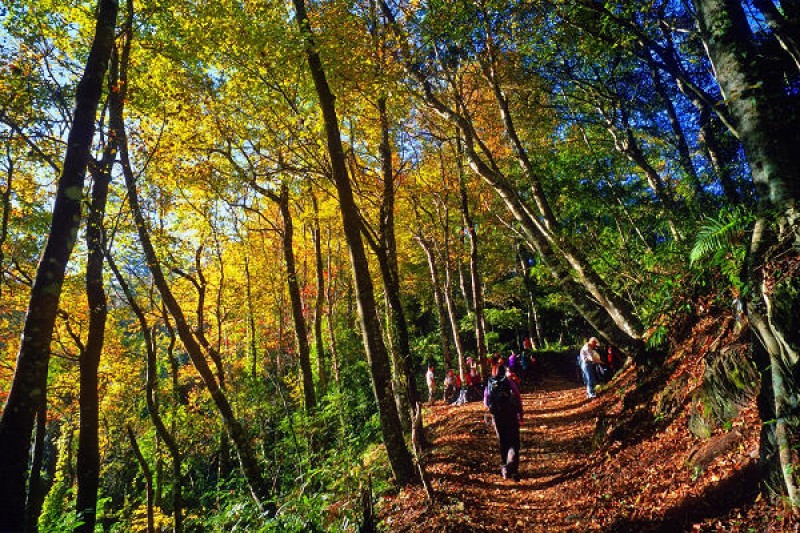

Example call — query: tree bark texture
[127,425,155,533]
[311,193,329,396]
[75,132,112,533]
[416,235,453,369]
[377,95,419,419]
[0,1,118,528]
[695,0,800,507]
[458,161,487,364]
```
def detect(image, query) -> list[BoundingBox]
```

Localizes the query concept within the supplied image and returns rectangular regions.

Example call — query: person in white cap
[579,337,601,399]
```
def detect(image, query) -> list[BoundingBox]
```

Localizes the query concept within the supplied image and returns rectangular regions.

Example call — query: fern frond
[690,207,754,266]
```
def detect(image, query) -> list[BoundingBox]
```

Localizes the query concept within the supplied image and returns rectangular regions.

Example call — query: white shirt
[426,369,436,390]
[580,343,599,364]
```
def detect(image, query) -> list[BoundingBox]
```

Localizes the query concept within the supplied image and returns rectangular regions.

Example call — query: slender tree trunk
[376,95,419,420]
[311,194,328,396]
[75,134,112,533]
[698,108,743,204]
[752,0,800,70]
[603,117,683,242]
[127,425,155,533]
[108,254,183,532]
[416,235,453,369]
[648,58,705,204]
[457,150,487,362]
[0,147,12,296]
[442,239,466,375]
[245,254,258,377]
[326,229,342,389]
[292,0,417,484]
[410,57,645,353]
[161,307,183,532]
[325,231,348,437]
[0,2,117,528]
[273,184,317,413]
[516,245,541,350]
[23,394,48,532]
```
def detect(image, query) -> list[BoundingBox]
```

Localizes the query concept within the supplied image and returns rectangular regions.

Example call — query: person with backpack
[484,362,524,481]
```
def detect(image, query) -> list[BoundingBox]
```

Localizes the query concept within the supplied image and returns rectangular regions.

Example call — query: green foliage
[483,307,525,331]
[690,206,755,291]
[39,425,76,532]
[411,332,444,370]
[647,325,668,350]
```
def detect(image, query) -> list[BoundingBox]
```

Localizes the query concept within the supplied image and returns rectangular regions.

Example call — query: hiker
[426,364,437,404]
[484,362,523,481]
[443,369,460,404]
[579,336,601,399]
[506,364,522,389]
[607,345,623,376]
[508,350,519,376]
[466,356,476,373]
[518,350,529,383]
[465,366,482,401]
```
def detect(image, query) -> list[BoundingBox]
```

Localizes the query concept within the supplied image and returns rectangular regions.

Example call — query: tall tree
[292,0,418,484]
[255,182,317,414]
[456,137,488,363]
[310,192,329,396]
[0,1,118,528]
[693,0,800,507]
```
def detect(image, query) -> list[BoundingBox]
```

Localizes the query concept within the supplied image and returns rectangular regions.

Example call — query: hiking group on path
[425,336,624,485]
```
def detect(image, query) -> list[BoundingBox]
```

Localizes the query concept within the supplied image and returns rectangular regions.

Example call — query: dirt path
[380,374,606,532]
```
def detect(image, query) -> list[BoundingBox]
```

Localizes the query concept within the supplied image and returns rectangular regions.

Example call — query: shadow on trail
[527,407,598,426]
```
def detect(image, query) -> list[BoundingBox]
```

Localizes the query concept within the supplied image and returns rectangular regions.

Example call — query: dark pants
[492,412,520,477]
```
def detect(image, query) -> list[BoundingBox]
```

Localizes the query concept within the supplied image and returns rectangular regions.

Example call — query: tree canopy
[1,0,798,530]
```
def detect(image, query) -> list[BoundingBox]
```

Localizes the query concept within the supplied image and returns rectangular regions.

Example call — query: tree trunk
[416,235,453,369]
[75,128,112,533]
[0,2,117,528]
[648,58,705,204]
[326,229,343,389]
[275,184,317,413]
[695,0,800,507]
[311,193,329,396]
[698,107,743,204]
[0,148,12,296]
[127,425,155,533]
[244,254,258,377]
[457,153,487,364]
[443,247,467,374]
[375,95,419,422]
[404,35,645,351]
[108,253,184,532]
[23,394,48,532]
[516,245,541,350]
[161,307,184,533]
[292,0,417,485]
[117,103,275,513]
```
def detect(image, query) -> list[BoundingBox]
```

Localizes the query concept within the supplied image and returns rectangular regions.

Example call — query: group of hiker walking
[424,336,623,482]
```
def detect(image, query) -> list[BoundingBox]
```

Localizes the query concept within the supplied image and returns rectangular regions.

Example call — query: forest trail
[380,372,608,532]
[377,357,771,533]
